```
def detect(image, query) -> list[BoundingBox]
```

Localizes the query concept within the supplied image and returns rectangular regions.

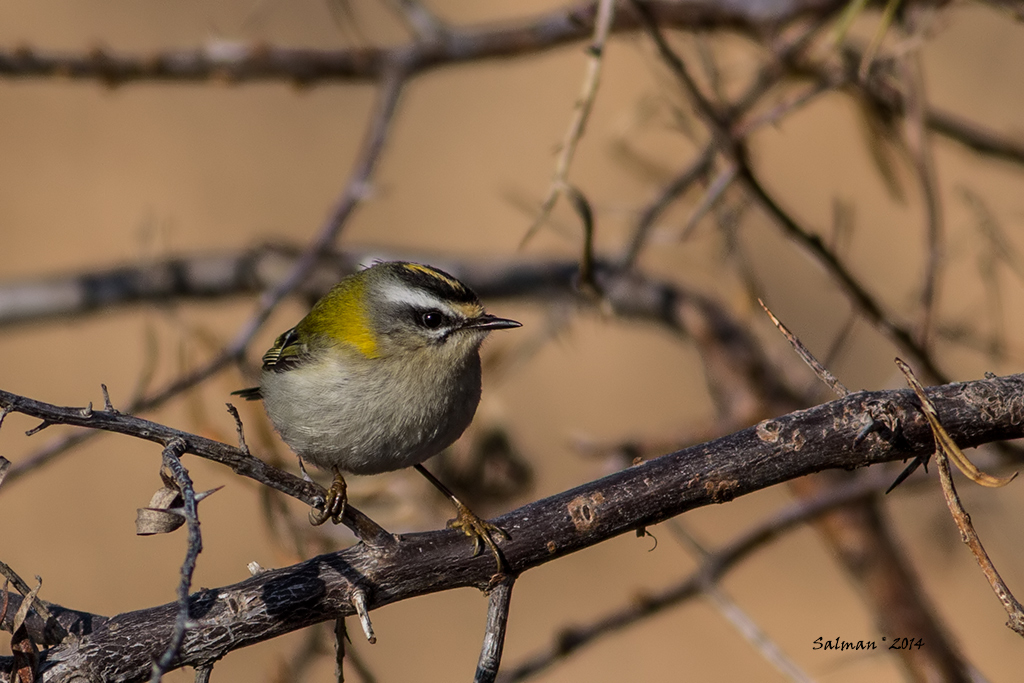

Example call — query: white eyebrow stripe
[379,282,460,314]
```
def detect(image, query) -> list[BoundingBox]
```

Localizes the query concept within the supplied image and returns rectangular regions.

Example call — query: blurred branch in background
[0,0,846,85]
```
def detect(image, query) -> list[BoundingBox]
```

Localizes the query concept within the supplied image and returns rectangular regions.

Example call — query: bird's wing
[230,326,308,401]
[260,326,307,372]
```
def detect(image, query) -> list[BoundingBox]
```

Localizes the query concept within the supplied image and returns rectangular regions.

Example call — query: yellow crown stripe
[401,263,466,292]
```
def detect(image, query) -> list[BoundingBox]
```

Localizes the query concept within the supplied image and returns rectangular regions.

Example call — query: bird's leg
[309,470,347,526]
[414,464,509,573]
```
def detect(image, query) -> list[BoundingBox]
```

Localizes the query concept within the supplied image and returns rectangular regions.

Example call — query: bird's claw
[447,501,509,573]
[309,473,347,526]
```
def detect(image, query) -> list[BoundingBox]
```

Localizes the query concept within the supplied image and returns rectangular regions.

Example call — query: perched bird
[234,261,520,567]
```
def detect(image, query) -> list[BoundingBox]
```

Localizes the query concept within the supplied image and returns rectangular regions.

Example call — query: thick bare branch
[1,372,1022,681]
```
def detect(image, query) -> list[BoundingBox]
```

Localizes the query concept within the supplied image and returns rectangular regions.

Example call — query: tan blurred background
[2,1,1024,681]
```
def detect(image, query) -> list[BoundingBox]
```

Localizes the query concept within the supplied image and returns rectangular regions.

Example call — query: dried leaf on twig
[896,358,1016,487]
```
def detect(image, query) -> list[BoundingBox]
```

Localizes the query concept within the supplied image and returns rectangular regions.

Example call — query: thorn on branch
[101,383,117,413]
[24,420,52,437]
[351,589,376,644]
[136,452,222,537]
[885,453,926,494]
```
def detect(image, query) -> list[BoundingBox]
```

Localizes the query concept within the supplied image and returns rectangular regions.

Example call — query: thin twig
[789,45,1024,169]
[732,79,835,136]
[632,0,948,387]
[562,185,601,295]
[678,162,737,241]
[0,561,67,646]
[522,0,617,245]
[149,439,202,683]
[475,575,516,683]
[758,299,850,398]
[857,0,902,80]
[334,618,346,683]
[621,21,828,269]
[620,145,715,267]
[741,166,948,383]
[225,403,250,456]
[899,30,943,350]
[24,420,52,437]
[704,583,816,683]
[898,362,1024,636]
[385,0,448,42]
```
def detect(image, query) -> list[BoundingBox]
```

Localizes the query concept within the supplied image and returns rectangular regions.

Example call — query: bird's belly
[259,359,480,475]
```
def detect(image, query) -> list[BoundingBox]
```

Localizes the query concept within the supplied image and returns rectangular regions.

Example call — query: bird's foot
[447,501,510,574]
[309,472,347,526]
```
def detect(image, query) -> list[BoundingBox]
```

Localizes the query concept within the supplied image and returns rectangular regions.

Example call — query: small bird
[234,261,520,567]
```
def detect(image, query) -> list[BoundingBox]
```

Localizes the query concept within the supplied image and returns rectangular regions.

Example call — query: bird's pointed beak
[463,313,522,331]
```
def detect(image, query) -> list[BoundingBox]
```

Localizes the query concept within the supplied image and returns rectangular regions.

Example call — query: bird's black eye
[419,310,445,329]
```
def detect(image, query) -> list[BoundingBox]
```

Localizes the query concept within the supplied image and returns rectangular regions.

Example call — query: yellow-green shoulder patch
[304,276,380,359]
